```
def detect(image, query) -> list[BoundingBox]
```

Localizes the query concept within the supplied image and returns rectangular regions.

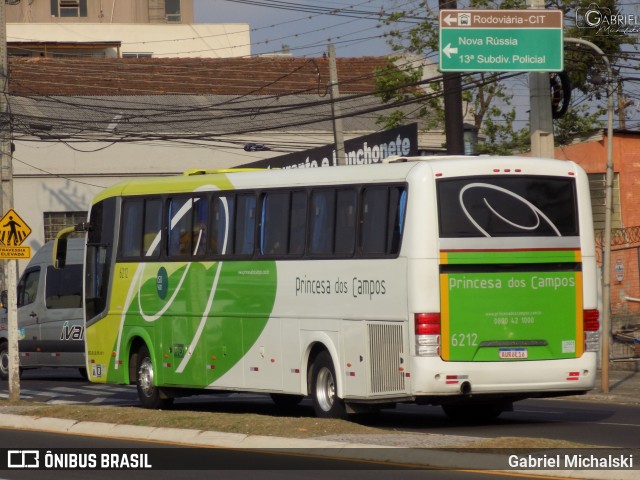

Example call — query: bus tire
[0,341,8,381]
[135,345,174,409]
[310,351,346,419]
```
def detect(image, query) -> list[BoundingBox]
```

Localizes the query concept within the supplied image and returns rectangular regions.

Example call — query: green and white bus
[56,156,600,420]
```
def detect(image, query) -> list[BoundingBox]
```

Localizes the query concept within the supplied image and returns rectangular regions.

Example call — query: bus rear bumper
[409,353,598,398]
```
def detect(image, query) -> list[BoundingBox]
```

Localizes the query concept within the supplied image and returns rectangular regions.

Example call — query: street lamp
[564,37,614,393]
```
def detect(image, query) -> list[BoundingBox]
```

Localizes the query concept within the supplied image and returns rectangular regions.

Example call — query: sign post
[439,9,564,72]
[0,209,31,402]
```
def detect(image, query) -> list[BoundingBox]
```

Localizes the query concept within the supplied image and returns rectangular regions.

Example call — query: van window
[46,264,83,309]
[17,268,40,308]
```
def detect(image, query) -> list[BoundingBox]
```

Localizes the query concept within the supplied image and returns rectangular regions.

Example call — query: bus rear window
[437,176,579,238]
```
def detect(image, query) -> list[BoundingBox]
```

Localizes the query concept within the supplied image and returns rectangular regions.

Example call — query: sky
[193,0,398,57]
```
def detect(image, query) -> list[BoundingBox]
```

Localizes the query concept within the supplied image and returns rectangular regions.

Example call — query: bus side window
[335,189,357,256]
[361,187,389,255]
[143,198,163,258]
[289,191,307,255]
[309,190,335,256]
[211,195,234,255]
[192,197,208,257]
[121,199,144,258]
[261,192,290,256]
[235,194,256,256]
[167,197,193,257]
[388,188,407,254]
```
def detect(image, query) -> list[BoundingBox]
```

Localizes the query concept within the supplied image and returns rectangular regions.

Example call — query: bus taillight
[583,309,600,352]
[415,313,440,357]
[583,310,600,331]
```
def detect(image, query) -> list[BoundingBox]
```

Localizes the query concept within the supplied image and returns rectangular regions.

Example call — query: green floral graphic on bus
[104,260,277,387]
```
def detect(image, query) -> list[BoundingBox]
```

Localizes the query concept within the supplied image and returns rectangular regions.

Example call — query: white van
[0,238,85,380]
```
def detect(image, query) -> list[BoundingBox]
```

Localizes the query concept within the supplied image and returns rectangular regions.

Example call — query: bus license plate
[499,348,528,359]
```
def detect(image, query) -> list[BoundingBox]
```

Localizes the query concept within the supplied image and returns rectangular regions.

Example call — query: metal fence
[596,228,640,368]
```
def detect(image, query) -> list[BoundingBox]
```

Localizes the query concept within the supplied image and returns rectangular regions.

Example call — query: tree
[376,0,634,153]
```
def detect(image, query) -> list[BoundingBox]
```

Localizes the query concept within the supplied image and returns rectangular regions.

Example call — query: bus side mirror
[53,222,89,269]
[54,237,68,269]
[0,290,7,310]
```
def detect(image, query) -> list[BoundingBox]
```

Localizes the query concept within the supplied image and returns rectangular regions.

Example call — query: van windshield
[46,264,83,309]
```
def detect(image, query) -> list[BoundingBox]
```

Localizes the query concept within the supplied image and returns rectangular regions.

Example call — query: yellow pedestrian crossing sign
[0,209,32,259]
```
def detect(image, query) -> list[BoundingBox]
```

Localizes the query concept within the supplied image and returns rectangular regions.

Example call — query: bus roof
[92,156,582,204]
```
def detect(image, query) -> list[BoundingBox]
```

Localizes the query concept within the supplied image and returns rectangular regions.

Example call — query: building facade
[6,56,438,269]
[555,131,640,365]
[6,0,194,24]
[6,0,249,58]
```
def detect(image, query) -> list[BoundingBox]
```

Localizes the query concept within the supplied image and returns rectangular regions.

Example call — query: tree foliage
[376,0,633,153]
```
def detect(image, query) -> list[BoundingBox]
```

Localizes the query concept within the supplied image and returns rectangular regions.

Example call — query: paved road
[0,428,500,480]
[2,368,639,450]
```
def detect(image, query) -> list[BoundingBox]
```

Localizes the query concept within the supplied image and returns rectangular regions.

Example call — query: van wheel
[310,351,346,419]
[136,345,173,409]
[0,341,8,381]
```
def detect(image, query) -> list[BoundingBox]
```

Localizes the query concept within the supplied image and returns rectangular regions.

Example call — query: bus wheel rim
[139,358,155,397]
[316,366,335,412]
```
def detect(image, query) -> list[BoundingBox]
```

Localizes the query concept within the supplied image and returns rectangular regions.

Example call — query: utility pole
[1,0,20,401]
[439,0,465,155]
[616,79,629,130]
[327,44,346,166]
[528,0,554,158]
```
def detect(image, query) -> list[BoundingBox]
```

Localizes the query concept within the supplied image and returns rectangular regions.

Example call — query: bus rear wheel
[310,351,346,419]
[135,345,174,409]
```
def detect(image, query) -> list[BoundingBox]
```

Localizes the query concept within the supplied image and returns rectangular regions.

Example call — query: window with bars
[51,0,88,18]
[43,211,87,243]
[123,53,153,59]
[588,173,621,231]
[165,0,181,22]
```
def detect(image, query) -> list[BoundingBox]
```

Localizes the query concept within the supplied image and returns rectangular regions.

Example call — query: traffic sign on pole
[439,9,563,72]
[0,209,32,259]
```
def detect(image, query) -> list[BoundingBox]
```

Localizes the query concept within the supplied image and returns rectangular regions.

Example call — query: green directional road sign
[439,9,563,72]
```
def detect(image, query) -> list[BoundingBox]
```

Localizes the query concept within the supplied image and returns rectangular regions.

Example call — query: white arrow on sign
[443,14,458,26]
[442,43,458,59]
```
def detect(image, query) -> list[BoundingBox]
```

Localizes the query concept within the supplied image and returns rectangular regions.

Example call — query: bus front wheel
[310,351,346,419]
[135,345,174,409]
